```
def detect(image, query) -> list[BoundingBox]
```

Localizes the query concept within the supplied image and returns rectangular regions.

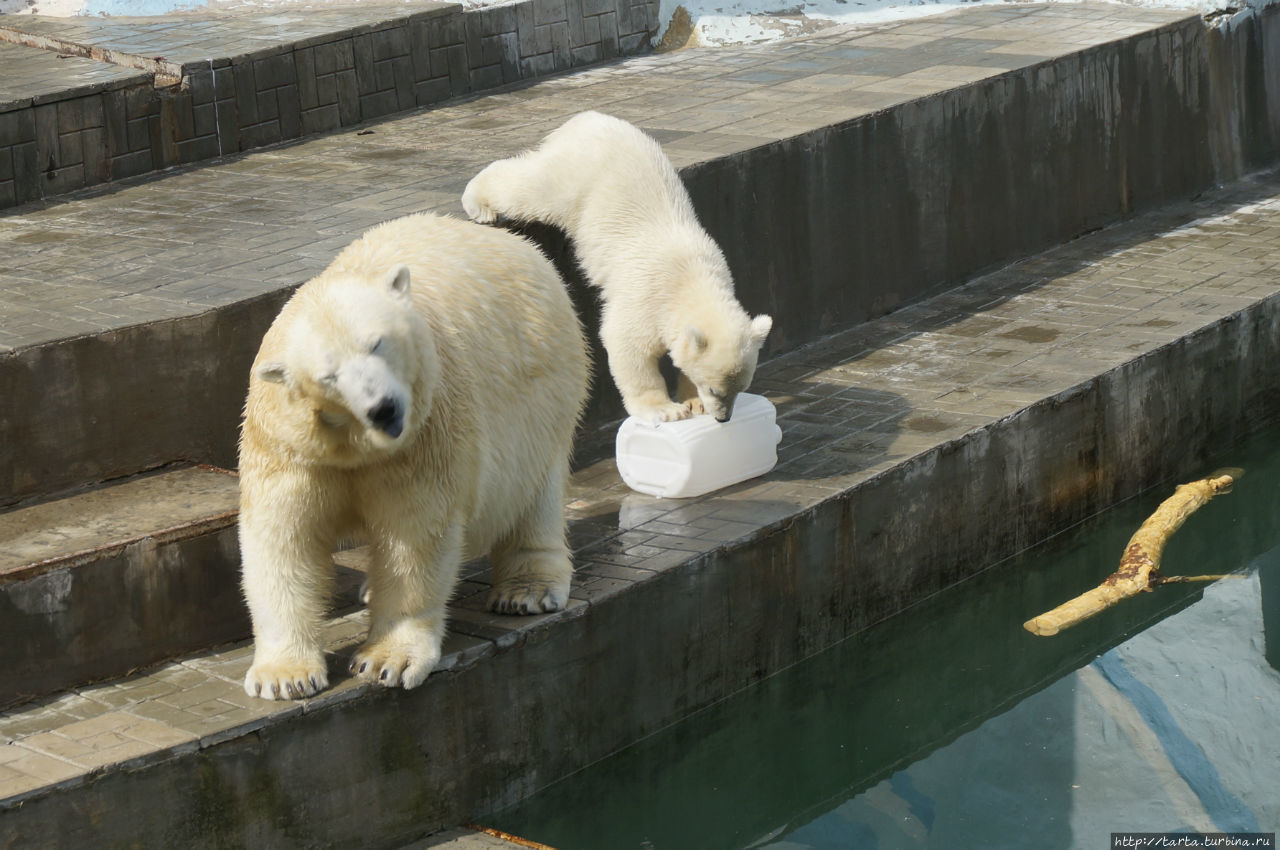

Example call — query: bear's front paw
[244,656,329,700]
[461,181,499,225]
[348,633,440,690]
[490,577,569,615]
[630,400,694,424]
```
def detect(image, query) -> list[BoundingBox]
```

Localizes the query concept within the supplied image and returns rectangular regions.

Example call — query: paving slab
[7,1,1254,507]
[0,0,663,205]
[0,3,459,75]
[0,40,148,110]
[0,2,1194,351]
[0,464,237,576]
[1,163,1278,844]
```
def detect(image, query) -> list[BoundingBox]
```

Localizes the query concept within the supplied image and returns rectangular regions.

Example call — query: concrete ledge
[684,7,1280,348]
[2,290,290,508]
[0,41,153,207]
[0,0,660,208]
[2,170,1279,843]
[0,466,243,707]
[4,3,1280,506]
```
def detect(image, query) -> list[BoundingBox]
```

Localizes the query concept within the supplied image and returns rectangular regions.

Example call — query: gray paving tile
[0,2,1195,349]
[0,42,146,109]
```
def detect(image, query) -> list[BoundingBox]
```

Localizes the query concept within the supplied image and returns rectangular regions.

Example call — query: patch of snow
[658,0,1280,47]
[2,0,1278,51]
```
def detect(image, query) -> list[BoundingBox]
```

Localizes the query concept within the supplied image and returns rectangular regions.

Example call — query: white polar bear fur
[462,110,772,424]
[238,213,588,700]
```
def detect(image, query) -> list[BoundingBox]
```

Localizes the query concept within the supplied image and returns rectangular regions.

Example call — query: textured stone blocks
[0,0,661,209]
[0,110,35,148]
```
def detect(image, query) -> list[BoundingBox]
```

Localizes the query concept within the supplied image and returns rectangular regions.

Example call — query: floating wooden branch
[1023,467,1244,637]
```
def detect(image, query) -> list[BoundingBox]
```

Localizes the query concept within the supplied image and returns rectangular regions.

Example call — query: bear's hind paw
[244,658,329,700]
[489,579,569,615]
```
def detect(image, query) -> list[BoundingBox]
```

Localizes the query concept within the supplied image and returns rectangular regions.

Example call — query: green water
[490,425,1280,849]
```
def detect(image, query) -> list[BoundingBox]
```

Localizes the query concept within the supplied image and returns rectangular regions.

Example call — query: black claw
[379,668,389,681]
[310,675,319,691]
[359,662,369,675]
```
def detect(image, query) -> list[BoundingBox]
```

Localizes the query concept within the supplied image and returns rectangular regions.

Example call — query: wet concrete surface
[1,166,1279,843]
[1,1,1279,845]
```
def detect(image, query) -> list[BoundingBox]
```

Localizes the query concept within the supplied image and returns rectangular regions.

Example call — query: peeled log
[1023,468,1243,637]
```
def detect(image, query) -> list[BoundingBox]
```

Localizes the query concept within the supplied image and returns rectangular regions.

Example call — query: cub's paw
[244,656,328,700]
[490,577,569,615]
[631,400,694,424]
[348,633,440,690]
[461,179,499,225]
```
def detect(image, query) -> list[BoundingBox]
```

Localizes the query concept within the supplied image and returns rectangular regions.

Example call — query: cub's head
[671,312,772,422]
[252,265,434,455]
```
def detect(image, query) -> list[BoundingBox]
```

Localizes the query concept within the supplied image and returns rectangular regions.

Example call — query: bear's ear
[385,265,412,299]
[683,326,708,353]
[256,362,288,384]
[749,314,773,346]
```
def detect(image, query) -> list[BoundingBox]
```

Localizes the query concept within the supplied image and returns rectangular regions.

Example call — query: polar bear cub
[238,213,588,699]
[462,110,772,424]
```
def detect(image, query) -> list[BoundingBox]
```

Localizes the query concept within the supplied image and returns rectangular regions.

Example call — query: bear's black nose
[368,397,404,438]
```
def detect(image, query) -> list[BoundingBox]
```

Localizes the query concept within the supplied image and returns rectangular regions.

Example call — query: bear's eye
[369,337,386,356]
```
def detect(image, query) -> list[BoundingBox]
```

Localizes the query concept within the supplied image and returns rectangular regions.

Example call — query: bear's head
[671,312,772,422]
[251,265,436,459]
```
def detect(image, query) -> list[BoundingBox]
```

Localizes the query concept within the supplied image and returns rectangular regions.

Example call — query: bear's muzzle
[367,396,404,438]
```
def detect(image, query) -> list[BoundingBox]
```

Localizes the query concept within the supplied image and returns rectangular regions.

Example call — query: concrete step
[0,465,243,708]
[4,2,1280,508]
[0,465,375,709]
[0,0,659,207]
[2,168,1279,845]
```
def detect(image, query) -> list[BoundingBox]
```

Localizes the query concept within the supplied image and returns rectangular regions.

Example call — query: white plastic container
[615,393,782,498]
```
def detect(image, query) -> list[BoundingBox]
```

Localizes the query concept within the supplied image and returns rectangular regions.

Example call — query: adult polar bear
[239,213,588,700]
[462,111,771,424]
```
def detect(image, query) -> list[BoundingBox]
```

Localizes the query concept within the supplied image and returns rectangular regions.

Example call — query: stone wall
[0,0,660,208]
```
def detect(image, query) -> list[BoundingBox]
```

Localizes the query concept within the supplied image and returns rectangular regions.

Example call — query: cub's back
[537,112,694,227]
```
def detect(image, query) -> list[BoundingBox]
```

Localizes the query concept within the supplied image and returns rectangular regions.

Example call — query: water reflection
[492,425,1280,849]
